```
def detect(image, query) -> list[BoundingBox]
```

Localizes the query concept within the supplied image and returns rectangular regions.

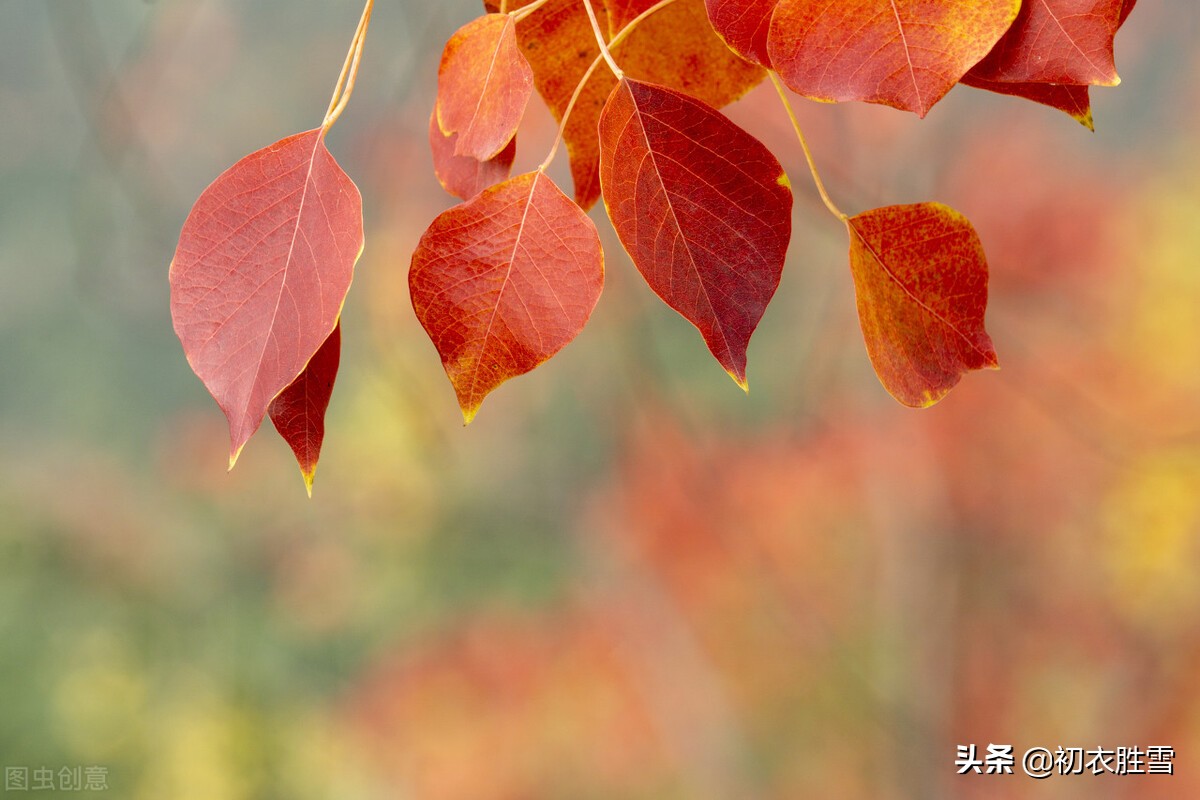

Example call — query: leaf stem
[512,0,554,23]
[540,55,604,171]
[322,0,375,133]
[540,0,679,170]
[581,0,623,79]
[609,0,680,49]
[768,71,846,221]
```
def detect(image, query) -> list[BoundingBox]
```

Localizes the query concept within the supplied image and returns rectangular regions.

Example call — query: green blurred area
[1,2,1199,798]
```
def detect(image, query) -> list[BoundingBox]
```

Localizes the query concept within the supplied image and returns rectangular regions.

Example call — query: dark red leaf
[409,171,604,422]
[598,78,792,388]
[960,74,1094,129]
[269,323,341,496]
[170,128,362,465]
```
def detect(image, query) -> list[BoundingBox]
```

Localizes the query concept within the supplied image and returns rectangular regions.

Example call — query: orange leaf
[966,0,1124,87]
[610,0,766,101]
[846,203,998,407]
[768,0,1019,117]
[429,109,516,201]
[269,323,341,496]
[598,78,792,388]
[703,0,779,67]
[436,13,533,161]
[486,0,763,210]
[409,171,604,423]
[170,129,362,465]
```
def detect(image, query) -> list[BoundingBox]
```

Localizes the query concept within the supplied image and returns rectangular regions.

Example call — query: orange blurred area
[1,1,1199,797]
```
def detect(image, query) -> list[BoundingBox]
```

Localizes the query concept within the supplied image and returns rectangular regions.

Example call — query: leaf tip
[228,442,246,472]
[917,391,943,409]
[302,468,315,498]
[727,369,750,394]
[460,403,481,426]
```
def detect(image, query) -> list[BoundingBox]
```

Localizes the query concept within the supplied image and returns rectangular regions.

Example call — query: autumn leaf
[610,0,766,102]
[703,0,778,67]
[966,0,1124,87]
[170,128,362,465]
[598,78,791,389]
[959,74,1094,129]
[486,0,763,210]
[436,13,533,161]
[845,203,998,407]
[429,109,516,201]
[409,171,604,423]
[269,323,341,496]
[962,0,1138,126]
[768,0,1019,117]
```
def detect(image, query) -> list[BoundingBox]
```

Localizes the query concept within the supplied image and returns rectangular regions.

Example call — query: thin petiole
[322,0,375,132]
[768,71,846,220]
[581,0,622,79]
[540,54,604,170]
[512,0,554,23]
[541,0,680,170]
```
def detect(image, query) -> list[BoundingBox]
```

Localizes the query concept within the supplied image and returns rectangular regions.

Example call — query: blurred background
[1,1,1198,797]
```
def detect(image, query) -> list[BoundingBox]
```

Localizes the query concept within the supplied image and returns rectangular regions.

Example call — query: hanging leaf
[966,0,1124,87]
[845,203,998,407]
[409,171,604,423]
[429,109,516,201]
[962,0,1138,125]
[598,78,792,389]
[436,13,534,161]
[269,323,341,496]
[170,128,362,466]
[703,0,779,67]
[768,0,1019,117]
[960,74,1094,129]
[485,0,763,210]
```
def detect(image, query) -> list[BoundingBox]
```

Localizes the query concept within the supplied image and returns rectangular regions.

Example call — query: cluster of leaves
[169,0,1138,492]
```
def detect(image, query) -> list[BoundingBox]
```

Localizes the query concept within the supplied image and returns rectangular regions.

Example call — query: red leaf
[598,78,792,388]
[170,129,362,465]
[1119,0,1137,27]
[409,171,604,423]
[962,0,1137,126]
[768,0,1019,117]
[703,0,778,67]
[429,109,516,201]
[846,203,998,407]
[436,13,533,161]
[966,0,1124,87]
[960,74,1094,129]
[269,323,341,496]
